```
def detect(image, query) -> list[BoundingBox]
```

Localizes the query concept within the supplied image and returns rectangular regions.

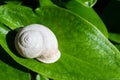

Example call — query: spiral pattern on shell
[15,24,61,63]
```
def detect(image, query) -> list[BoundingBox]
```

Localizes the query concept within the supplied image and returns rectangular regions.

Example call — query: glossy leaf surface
[0,4,120,80]
[52,0,108,38]
[0,4,37,30]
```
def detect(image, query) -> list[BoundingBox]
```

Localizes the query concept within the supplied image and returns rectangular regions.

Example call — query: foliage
[0,0,120,80]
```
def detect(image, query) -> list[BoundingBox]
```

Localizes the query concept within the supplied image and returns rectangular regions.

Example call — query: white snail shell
[15,24,61,63]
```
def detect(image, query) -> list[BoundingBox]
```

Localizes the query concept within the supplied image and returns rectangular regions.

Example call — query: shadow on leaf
[0,29,30,73]
[0,45,30,73]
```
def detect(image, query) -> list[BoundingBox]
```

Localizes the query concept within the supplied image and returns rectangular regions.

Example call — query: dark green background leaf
[109,33,120,44]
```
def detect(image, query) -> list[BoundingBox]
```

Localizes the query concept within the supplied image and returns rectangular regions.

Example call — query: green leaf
[0,24,30,80]
[0,0,22,6]
[0,60,30,80]
[109,32,120,44]
[52,0,108,38]
[52,0,97,7]
[0,4,37,30]
[115,45,120,51]
[39,0,55,6]
[76,0,97,7]
[36,74,49,80]
[0,4,120,80]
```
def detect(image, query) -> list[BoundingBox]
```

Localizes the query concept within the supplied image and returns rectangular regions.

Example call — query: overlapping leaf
[36,74,49,80]
[109,33,120,44]
[0,4,37,30]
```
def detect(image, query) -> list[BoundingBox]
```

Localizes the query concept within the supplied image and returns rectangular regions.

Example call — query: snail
[15,24,61,63]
